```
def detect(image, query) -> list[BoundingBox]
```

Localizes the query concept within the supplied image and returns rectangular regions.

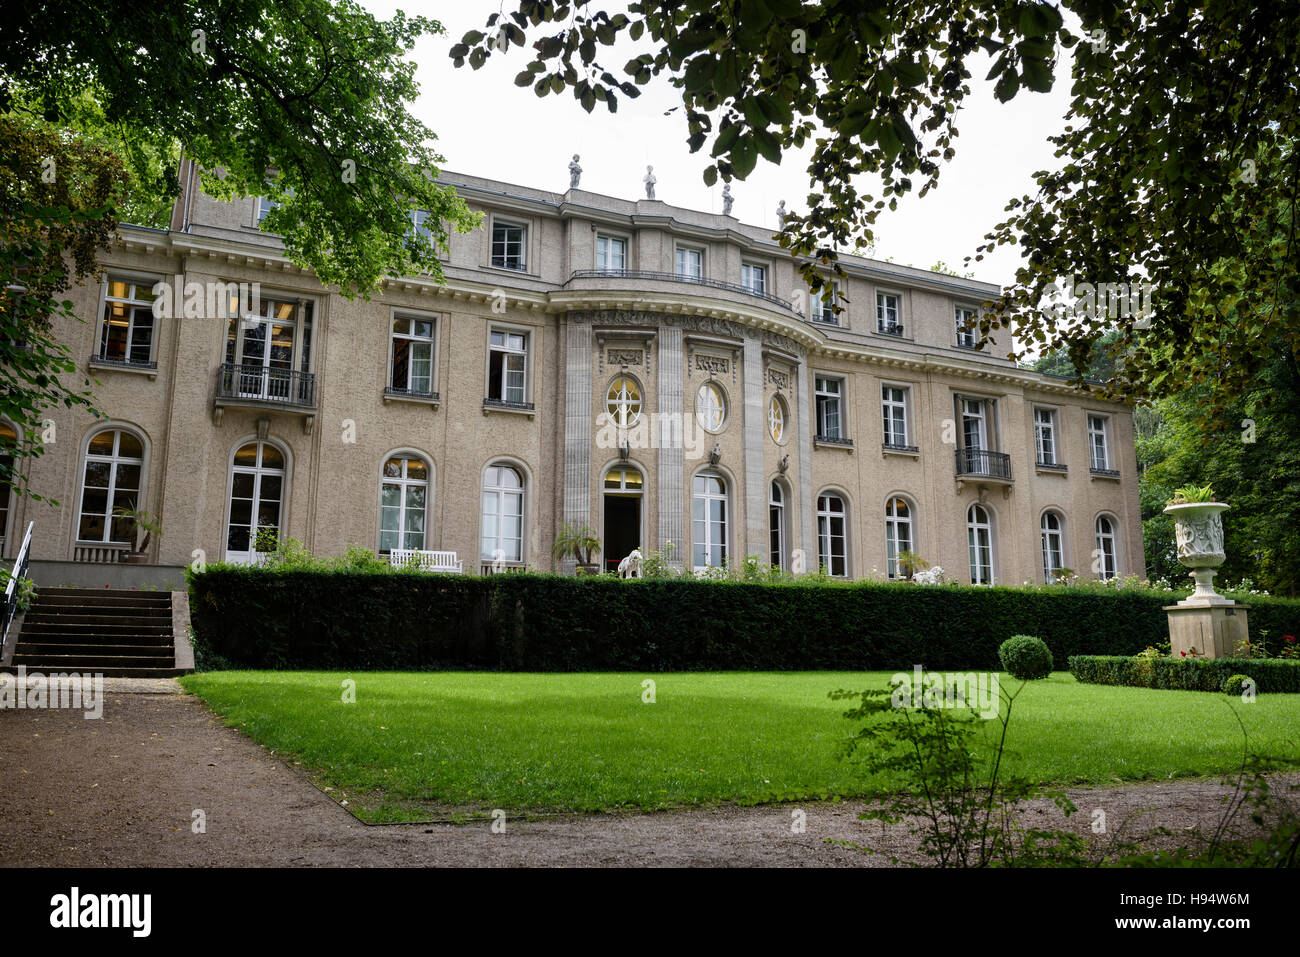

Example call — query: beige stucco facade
[1,164,1143,583]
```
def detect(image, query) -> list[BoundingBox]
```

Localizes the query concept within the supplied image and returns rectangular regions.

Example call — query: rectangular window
[882,386,909,447]
[97,279,158,366]
[742,263,767,295]
[488,330,528,404]
[257,196,279,225]
[596,235,627,271]
[877,292,902,334]
[814,282,839,324]
[955,305,977,348]
[1035,408,1058,464]
[961,398,988,450]
[1088,414,1111,470]
[491,221,527,271]
[408,209,433,244]
[815,376,843,439]
[675,246,703,279]
[390,315,436,395]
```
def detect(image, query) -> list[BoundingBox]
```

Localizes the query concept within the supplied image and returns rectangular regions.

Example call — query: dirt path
[0,690,1275,867]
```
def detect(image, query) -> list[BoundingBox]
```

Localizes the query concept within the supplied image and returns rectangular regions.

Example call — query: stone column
[563,321,593,542]
[796,356,815,569]
[742,338,766,557]
[657,325,684,562]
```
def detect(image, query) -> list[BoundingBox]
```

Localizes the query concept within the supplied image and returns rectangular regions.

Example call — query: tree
[453,1,1299,421]
[1,0,480,493]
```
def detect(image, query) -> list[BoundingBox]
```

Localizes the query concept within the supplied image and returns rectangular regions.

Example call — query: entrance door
[602,466,643,572]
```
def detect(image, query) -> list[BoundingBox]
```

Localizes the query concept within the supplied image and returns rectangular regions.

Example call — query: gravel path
[0,690,1278,867]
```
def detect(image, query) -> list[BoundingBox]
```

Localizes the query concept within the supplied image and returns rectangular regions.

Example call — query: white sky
[363,0,1076,290]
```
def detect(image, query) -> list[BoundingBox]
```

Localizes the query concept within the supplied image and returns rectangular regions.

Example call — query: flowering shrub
[911,565,950,586]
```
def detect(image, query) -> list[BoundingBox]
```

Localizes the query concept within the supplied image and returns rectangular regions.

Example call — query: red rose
[1285,635,1296,643]
[1180,651,1187,657]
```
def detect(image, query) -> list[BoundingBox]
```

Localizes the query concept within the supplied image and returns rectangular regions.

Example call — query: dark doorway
[603,496,640,573]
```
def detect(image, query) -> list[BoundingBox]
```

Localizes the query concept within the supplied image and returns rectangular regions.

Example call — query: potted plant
[552,522,602,575]
[896,550,929,581]
[113,504,163,564]
[1162,484,1229,604]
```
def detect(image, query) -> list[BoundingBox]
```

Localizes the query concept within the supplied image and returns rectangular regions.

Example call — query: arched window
[768,394,787,443]
[606,376,642,429]
[692,471,728,569]
[769,481,786,569]
[696,382,727,432]
[380,455,430,553]
[77,428,145,544]
[1040,510,1065,582]
[817,493,848,577]
[481,464,525,563]
[226,440,285,563]
[885,497,913,579]
[1095,514,1118,580]
[967,503,994,584]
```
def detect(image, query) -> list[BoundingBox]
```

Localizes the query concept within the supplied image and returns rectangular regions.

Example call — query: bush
[999,635,1053,679]
[1068,655,1300,693]
[184,566,1300,672]
[1221,673,1256,696]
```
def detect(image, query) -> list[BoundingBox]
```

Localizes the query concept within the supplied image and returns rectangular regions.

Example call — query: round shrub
[999,634,1053,680]
[1221,673,1256,696]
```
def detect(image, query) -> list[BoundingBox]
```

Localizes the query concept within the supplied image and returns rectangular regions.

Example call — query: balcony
[214,363,317,430]
[566,268,796,313]
[955,447,1012,486]
[1090,466,1121,480]
[815,434,854,449]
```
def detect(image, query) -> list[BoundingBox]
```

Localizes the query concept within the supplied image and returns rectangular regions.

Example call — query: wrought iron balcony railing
[955,447,1012,481]
[216,363,316,408]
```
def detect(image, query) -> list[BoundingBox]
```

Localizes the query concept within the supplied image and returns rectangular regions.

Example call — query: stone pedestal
[1164,603,1249,659]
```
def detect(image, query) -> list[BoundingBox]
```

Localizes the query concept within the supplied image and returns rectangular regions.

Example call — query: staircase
[5,588,183,678]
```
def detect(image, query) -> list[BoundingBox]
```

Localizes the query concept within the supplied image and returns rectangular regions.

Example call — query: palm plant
[552,522,601,572]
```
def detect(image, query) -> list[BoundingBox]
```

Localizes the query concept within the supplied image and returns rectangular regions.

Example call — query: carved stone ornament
[608,349,643,367]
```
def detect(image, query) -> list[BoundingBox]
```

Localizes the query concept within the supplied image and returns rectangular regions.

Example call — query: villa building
[1,164,1142,583]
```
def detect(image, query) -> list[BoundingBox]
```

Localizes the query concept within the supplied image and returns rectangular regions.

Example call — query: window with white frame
[607,376,642,428]
[817,493,848,577]
[256,195,280,225]
[885,497,913,580]
[488,330,528,404]
[226,440,285,561]
[675,245,703,279]
[813,282,839,324]
[390,315,436,396]
[1095,514,1118,580]
[769,481,786,570]
[767,393,787,443]
[961,397,989,450]
[877,291,902,334]
[692,471,728,570]
[1034,408,1059,465]
[955,305,978,348]
[491,220,527,271]
[597,235,627,271]
[815,376,844,439]
[967,503,994,584]
[742,263,767,295]
[881,386,909,447]
[97,279,157,366]
[1088,415,1111,470]
[1041,510,1066,582]
[481,464,525,562]
[695,381,727,432]
[380,455,429,553]
[77,429,144,544]
[408,209,433,244]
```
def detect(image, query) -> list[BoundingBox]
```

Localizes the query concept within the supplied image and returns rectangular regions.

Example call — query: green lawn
[180,671,1300,823]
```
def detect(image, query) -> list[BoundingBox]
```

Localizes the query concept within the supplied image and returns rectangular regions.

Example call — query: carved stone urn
[1163,502,1229,605]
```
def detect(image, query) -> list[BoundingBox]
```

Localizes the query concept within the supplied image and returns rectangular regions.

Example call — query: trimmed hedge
[1068,655,1300,693]
[999,635,1053,679]
[186,568,1300,672]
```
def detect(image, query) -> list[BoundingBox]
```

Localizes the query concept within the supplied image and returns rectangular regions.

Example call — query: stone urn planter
[1163,502,1229,605]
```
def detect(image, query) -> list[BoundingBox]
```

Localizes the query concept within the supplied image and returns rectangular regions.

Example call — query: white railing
[73,543,131,563]
[388,549,463,574]
[3,521,34,644]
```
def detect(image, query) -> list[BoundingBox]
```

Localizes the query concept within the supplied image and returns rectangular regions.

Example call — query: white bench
[388,549,463,574]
